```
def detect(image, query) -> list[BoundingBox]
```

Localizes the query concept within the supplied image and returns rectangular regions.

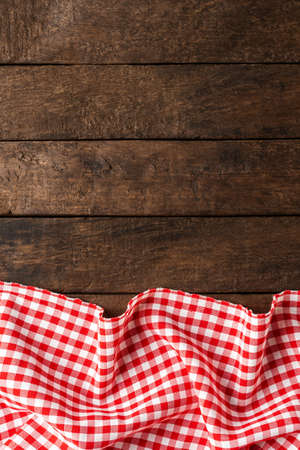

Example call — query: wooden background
[1,0,299,317]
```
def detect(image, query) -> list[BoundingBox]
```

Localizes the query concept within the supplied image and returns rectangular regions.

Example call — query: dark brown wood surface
[1,0,299,63]
[0,140,299,216]
[1,2,299,317]
[0,217,298,292]
[1,65,300,139]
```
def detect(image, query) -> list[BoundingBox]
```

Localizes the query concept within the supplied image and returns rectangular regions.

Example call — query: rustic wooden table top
[1,0,299,316]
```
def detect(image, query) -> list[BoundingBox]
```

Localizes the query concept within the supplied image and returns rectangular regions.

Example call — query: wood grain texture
[0,0,299,63]
[67,292,280,317]
[1,140,300,216]
[1,65,300,140]
[0,217,298,293]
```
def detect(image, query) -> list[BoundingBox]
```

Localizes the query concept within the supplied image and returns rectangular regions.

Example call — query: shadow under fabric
[0,280,299,449]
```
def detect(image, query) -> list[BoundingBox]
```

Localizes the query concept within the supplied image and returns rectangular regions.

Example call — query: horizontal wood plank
[1,65,300,140]
[67,293,279,317]
[0,217,298,292]
[1,0,299,63]
[1,140,299,215]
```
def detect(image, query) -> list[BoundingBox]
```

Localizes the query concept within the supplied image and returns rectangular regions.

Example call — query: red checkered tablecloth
[0,280,299,449]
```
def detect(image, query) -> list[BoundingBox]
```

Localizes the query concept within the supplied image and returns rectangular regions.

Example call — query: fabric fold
[0,280,299,449]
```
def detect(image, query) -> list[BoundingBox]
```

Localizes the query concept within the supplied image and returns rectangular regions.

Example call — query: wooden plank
[1,140,299,216]
[67,293,279,317]
[1,0,299,63]
[0,217,298,292]
[1,65,300,140]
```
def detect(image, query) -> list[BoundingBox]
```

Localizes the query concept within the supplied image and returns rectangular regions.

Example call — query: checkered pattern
[0,280,299,449]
